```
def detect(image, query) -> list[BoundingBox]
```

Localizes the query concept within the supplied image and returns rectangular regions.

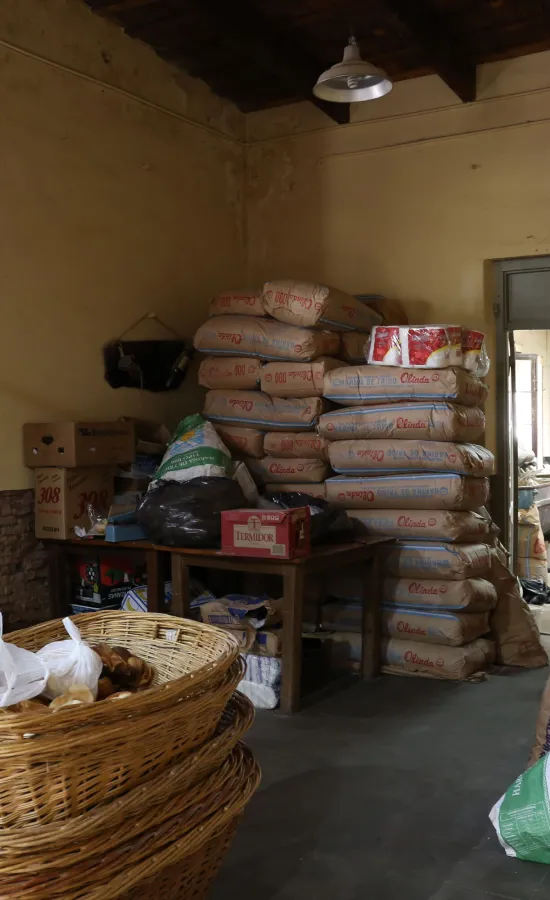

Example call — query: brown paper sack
[325,474,489,511]
[328,439,494,477]
[264,432,329,460]
[382,607,490,646]
[381,541,492,580]
[382,637,494,680]
[382,576,497,612]
[194,315,340,361]
[262,280,381,332]
[198,356,261,390]
[261,358,343,398]
[323,365,489,408]
[204,390,326,431]
[319,403,485,443]
[347,508,492,542]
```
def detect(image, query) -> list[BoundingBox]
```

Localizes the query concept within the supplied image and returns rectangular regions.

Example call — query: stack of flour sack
[320,323,500,681]
[194,282,395,490]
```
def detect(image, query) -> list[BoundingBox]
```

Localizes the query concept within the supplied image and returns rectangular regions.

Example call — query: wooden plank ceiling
[84,0,550,124]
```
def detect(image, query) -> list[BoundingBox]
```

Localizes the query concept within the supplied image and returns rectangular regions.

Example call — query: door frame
[493,255,550,558]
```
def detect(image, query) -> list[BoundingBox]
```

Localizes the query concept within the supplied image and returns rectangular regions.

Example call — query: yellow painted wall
[0,0,246,490]
[245,51,550,453]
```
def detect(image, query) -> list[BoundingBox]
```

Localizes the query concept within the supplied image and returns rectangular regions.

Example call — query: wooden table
[47,537,388,715]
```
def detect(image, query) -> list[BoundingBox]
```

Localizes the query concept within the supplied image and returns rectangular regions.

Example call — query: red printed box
[221,508,310,559]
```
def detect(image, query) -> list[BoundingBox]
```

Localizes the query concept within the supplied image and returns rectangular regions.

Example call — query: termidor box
[34,468,114,539]
[221,508,310,558]
[23,421,135,468]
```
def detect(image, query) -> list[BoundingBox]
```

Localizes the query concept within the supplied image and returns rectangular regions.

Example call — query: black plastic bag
[260,491,353,544]
[520,578,550,606]
[137,477,246,547]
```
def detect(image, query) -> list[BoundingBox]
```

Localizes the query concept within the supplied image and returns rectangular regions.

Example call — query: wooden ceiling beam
[386,0,477,102]
[198,0,350,124]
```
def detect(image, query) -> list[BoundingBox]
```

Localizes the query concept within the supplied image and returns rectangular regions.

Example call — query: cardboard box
[24,421,135,468]
[72,553,146,606]
[34,468,114,540]
[221,508,310,559]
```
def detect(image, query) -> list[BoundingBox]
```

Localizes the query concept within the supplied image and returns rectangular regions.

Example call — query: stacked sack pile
[319,324,546,679]
[194,283,384,491]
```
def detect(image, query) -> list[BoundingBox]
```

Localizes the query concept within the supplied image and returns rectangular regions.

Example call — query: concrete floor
[213,668,550,900]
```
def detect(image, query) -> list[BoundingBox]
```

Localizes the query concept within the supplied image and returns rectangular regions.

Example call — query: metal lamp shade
[313,39,392,103]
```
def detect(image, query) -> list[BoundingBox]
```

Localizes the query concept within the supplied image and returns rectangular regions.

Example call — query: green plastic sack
[153,414,231,483]
[490,754,550,863]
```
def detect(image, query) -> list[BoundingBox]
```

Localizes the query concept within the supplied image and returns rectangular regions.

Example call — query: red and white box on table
[221,508,310,559]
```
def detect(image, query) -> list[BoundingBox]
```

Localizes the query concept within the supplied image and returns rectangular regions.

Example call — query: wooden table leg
[280,566,304,715]
[361,551,381,680]
[146,549,164,613]
[171,556,191,618]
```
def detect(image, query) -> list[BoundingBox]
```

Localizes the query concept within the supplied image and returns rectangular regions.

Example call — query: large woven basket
[0,612,242,828]
[0,745,260,900]
[0,693,254,864]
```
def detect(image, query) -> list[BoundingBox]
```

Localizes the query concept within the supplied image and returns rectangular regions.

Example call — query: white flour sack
[382,607,490,647]
[262,281,382,332]
[382,577,497,612]
[264,432,329,460]
[381,542,493,581]
[261,358,343,398]
[213,424,264,459]
[347,509,492,542]
[247,457,328,484]
[153,414,231,483]
[203,390,326,431]
[265,482,326,499]
[341,331,369,364]
[198,356,261,390]
[462,329,490,377]
[382,637,494,680]
[194,315,341,361]
[328,440,495,477]
[208,289,265,317]
[325,474,489,510]
[323,366,489,408]
[318,403,485,443]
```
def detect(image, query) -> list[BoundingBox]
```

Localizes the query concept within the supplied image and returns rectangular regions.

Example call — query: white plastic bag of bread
[198,356,261,390]
[213,424,264,458]
[262,280,382,332]
[204,390,327,431]
[328,440,495,477]
[341,331,369,364]
[323,365,488,407]
[347,508,492,542]
[382,637,494,679]
[325,473,489,510]
[382,576,497,612]
[318,402,485,443]
[194,316,340,361]
[261,358,343,398]
[247,457,328,485]
[208,289,265,317]
[380,541,493,581]
[382,607,490,647]
[264,432,330,460]
[264,482,327,499]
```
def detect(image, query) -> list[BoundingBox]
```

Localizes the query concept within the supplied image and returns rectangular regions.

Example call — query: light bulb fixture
[313,36,392,103]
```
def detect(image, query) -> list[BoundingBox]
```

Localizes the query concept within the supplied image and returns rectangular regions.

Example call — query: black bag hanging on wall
[103,313,192,392]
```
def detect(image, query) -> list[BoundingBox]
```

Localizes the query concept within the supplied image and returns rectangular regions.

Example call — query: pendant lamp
[313,36,392,103]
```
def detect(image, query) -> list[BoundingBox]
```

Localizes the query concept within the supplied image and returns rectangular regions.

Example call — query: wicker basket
[0,693,254,863]
[0,745,260,900]
[0,613,243,828]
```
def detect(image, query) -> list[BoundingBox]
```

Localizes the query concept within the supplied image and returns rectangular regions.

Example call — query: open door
[508,333,518,572]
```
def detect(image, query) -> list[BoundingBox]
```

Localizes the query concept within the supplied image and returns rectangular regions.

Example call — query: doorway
[493,255,550,573]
